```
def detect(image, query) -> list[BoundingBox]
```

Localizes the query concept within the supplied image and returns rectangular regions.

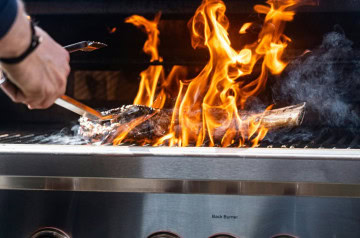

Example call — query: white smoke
[274,31,360,128]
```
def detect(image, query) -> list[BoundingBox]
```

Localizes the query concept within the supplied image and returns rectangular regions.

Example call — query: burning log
[78,102,305,146]
[251,103,306,130]
[82,0,310,147]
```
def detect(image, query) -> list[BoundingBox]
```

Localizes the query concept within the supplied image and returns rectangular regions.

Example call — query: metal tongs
[1,41,111,121]
[55,41,112,121]
[55,95,114,121]
[64,41,107,53]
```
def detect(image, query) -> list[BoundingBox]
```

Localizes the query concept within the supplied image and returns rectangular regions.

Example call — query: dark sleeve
[0,0,18,39]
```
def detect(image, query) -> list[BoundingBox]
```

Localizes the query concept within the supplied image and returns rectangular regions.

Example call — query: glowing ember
[239,22,253,34]
[108,27,117,34]
[112,0,310,147]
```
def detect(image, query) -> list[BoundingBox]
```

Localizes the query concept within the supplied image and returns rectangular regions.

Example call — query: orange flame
[239,22,253,34]
[118,0,307,147]
[108,27,117,34]
[125,13,164,108]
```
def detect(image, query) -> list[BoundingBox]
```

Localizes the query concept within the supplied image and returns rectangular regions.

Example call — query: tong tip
[80,41,108,52]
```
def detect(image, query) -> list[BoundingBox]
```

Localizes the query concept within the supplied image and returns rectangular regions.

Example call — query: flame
[117,0,307,147]
[108,27,117,34]
[239,22,252,34]
[125,13,164,108]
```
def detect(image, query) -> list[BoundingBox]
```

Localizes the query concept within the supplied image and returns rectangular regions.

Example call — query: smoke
[273,30,360,128]
[33,126,86,145]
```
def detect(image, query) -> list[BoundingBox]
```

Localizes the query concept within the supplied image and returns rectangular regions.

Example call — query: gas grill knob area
[147,231,181,238]
[272,236,297,238]
[147,232,296,238]
[207,234,296,238]
[30,227,70,238]
[209,234,237,238]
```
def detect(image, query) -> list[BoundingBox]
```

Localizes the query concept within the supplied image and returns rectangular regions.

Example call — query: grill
[0,127,359,149]
[1,0,360,237]
[0,128,86,145]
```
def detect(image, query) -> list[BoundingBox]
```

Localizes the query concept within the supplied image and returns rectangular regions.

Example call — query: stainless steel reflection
[0,144,360,197]
[147,231,181,238]
[0,141,358,237]
[0,144,359,160]
[0,144,360,184]
[30,227,71,238]
[0,176,359,197]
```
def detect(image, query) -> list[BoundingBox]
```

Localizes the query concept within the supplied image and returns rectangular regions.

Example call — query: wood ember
[78,103,305,145]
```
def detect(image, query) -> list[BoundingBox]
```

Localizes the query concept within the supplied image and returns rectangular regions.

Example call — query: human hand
[1,27,70,109]
[0,1,70,109]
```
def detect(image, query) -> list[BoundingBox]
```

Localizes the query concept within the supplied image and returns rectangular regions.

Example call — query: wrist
[0,1,31,58]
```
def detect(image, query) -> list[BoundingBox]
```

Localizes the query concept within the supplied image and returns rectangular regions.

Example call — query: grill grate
[0,128,358,149]
[0,125,86,145]
[0,132,48,144]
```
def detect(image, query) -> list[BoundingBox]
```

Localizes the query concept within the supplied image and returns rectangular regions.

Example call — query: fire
[125,13,164,108]
[108,27,117,34]
[239,23,253,34]
[115,0,307,147]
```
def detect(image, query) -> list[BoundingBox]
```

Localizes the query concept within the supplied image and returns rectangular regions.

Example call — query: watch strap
[0,21,41,64]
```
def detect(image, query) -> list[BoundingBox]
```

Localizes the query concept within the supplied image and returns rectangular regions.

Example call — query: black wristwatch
[0,21,42,64]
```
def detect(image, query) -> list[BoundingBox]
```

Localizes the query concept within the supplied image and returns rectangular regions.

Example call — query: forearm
[0,0,31,58]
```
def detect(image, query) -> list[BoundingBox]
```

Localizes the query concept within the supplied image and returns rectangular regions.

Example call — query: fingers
[1,80,47,109]
[33,78,65,109]
[1,62,68,109]
[0,80,26,103]
[0,81,43,110]
[25,68,68,109]
[64,48,70,63]
[26,76,66,109]
[1,26,71,110]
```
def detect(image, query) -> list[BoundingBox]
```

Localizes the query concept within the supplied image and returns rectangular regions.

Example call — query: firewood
[250,102,305,129]
[78,103,305,145]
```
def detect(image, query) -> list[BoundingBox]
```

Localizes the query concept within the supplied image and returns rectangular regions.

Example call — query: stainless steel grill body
[0,145,360,237]
[2,191,360,238]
